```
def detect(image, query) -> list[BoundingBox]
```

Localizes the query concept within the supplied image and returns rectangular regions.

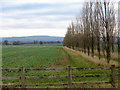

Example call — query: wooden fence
[1,65,120,88]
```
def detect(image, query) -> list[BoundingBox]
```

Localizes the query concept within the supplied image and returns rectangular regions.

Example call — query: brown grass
[64,47,118,67]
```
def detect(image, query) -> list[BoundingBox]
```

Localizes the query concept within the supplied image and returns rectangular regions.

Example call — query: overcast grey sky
[0,0,119,37]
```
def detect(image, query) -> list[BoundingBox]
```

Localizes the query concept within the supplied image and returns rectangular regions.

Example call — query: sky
[0,0,119,37]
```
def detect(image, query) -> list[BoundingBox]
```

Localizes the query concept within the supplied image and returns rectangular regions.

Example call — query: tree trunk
[106,32,111,64]
[97,37,101,60]
[91,32,94,57]
[87,46,90,56]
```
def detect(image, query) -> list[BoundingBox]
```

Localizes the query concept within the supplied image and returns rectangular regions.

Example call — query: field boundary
[1,65,120,88]
[64,47,119,67]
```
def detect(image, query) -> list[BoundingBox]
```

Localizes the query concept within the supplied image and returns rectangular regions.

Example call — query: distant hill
[2,36,64,42]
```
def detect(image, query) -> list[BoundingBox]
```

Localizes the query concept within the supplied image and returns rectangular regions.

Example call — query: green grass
[100,44,118,53]
[94,52,119,62]
[113,44,118,53]
[2,45,119,88]
[2,45,61,68]
[62,48,99,67]
[79,44,119,62]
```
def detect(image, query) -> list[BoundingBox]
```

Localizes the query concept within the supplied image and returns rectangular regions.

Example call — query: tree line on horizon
[63,1,120,64]
[2,40,62,45]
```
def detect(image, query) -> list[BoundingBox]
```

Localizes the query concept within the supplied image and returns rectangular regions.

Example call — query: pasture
[2,45,60,68]
[2,45,119,88]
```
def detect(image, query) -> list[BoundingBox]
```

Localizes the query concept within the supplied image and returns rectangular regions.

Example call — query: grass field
[2,45,61,68]
[2,45,119,88]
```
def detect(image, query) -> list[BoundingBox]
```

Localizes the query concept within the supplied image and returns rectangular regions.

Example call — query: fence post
[20,66,25,88]
[111,65,116,87]
[68,66,72,88]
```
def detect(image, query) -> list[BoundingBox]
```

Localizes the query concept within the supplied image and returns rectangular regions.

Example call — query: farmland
[2,45,61,68]
[2,45,119,88]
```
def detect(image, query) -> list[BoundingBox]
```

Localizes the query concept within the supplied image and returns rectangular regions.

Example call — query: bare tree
[4,40,8,45]
[94,2,101,59]
[63,0,116,64]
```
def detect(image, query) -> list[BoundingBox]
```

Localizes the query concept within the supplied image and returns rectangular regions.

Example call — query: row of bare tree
[3,40,62,45]
[63,1,119,63]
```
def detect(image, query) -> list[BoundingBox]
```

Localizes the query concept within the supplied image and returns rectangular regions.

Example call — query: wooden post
[68,66,72,88]
[20,66,25,88]
[111,65,116,87]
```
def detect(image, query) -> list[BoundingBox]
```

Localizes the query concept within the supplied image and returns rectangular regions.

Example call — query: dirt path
[64,47,118,67]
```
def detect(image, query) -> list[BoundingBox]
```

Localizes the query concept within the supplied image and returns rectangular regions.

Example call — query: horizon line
[0,35,64,38]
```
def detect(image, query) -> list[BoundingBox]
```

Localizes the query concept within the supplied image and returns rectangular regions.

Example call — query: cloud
[0,18,71,29]
[0,28,66,37]
[0,1,83,36]
[1,3,82,16]
[0,0,85,8]
[0,0,118,37]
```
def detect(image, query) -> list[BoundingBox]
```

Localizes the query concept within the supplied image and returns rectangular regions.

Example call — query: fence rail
[2,74,120,80]
[1,66,120,71]
[1,65,120,88]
